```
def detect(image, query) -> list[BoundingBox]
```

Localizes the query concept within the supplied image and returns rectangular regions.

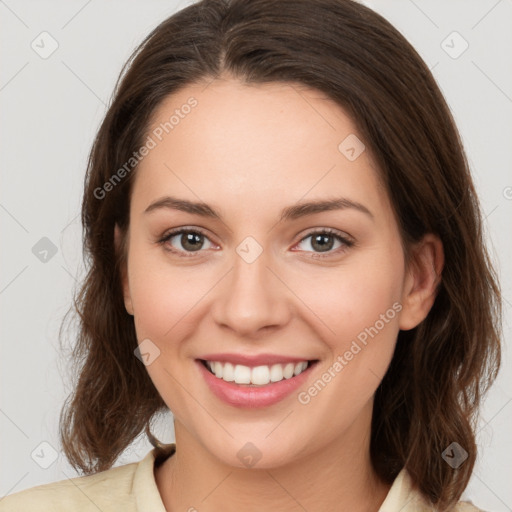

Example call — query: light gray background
[1,0,511,510]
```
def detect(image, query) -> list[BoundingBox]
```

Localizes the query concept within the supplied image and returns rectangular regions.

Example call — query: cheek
[293,260,403,427]
[294,248,405,407]
[298,250,405,343]
[127,245,201,343]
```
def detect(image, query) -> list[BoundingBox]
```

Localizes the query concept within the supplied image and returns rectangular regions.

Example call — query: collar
[133,444,437,511]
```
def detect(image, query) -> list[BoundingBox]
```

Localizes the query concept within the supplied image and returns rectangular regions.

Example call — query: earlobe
[398,234,444,331]
[114,223,134,316]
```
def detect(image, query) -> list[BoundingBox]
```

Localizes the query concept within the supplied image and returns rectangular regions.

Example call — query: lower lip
[196,359,317,408]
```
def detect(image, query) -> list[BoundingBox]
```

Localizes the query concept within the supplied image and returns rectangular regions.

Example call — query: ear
[398,233,444,331]
[114,223,134,316]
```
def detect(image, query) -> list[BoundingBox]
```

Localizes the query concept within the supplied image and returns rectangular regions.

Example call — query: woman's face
[117,77,429,468]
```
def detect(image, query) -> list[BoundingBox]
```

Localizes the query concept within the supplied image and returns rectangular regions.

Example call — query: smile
[196,358,319,408]
[202,359,311,386]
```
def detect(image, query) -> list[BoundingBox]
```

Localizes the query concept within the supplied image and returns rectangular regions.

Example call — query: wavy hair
[58,1,502,509]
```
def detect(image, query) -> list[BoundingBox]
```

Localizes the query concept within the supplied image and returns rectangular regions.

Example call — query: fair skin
[115,76,443,512]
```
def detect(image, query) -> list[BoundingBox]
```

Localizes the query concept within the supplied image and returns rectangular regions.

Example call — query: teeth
[204,360,309,386]
[213,361,223,379]
[251,365,270,385]
[234,364,251,384]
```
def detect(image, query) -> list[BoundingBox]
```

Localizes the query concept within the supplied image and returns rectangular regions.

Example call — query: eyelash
[157,227,354,259]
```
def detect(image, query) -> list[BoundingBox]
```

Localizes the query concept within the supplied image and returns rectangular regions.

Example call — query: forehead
[131,78,390,223]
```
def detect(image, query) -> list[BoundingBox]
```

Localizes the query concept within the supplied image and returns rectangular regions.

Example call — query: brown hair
[58,0,502,509]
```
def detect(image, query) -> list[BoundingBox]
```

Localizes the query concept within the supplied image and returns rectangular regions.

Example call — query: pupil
[183,233,202,251]
[313,234,333,252]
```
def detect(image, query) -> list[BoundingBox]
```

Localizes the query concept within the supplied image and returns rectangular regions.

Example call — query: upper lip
[198,353,316,367]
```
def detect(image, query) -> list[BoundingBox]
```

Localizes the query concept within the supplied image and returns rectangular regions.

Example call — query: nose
[210,243,292,338]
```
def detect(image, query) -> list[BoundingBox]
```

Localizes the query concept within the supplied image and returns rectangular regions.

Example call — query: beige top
[0,444,482,511]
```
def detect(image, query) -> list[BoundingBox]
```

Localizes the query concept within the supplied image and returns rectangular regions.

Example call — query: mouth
[195,357,320,408]
[198,358,319,387]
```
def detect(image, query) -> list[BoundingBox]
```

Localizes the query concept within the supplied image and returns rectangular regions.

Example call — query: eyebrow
[144,195,374,222]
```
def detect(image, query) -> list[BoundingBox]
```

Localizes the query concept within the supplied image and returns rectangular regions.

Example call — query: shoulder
[452,502,485,512]
[0,460,138,512]
[379,469,487,512]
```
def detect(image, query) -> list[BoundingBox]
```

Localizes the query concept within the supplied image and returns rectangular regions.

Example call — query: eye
[294,228,354,258]
[158,227,354,259]
[158,228,215,257]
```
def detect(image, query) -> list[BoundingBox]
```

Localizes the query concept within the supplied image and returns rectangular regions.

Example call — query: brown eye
[295,229,354,258]
[159,228,214,257]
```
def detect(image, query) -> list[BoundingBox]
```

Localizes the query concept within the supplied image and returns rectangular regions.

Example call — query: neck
[155,410,390,512]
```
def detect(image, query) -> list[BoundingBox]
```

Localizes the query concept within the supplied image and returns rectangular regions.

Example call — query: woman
[1,0,501,510]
